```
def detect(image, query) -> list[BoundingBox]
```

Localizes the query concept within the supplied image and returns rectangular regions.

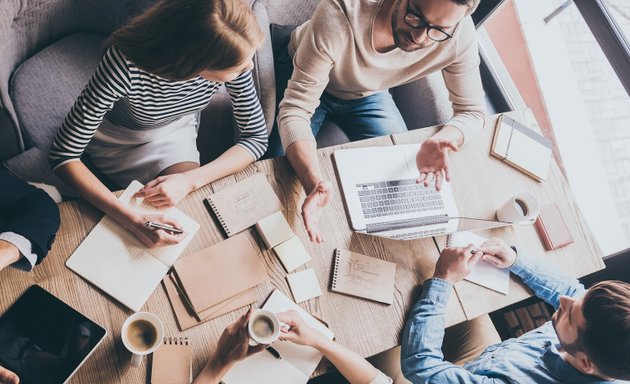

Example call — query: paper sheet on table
[446,231,510,295]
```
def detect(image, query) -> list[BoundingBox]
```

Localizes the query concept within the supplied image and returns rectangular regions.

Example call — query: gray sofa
[0,0,453,194]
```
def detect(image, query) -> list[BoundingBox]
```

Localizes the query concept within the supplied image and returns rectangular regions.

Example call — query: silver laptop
[334,144,506,240]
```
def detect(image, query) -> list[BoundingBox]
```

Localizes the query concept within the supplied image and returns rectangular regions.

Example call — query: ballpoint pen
[266,346,281,359]
[144,221,184,235]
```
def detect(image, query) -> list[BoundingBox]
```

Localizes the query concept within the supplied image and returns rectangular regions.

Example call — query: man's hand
[277,310,324,348]
[416,138,459,191]
[134,173,195,208]
[478,238,517,269]
[0,366,19,384]
[301,181,333,243]
[433,245,483,284]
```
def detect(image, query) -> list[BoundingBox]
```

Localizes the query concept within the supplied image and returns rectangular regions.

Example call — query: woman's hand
[134,174,195,208]
[0,366,19,384]
[125,213,184,248]
[301,181,333,243]
[193,308,266,383]
[277,310,324,348]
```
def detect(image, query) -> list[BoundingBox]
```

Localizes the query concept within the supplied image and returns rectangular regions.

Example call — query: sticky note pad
[255,211,294,249]
[287,269,322,303]
[273,236,311,272]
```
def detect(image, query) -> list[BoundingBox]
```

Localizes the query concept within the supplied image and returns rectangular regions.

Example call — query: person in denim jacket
[401,238,630,383]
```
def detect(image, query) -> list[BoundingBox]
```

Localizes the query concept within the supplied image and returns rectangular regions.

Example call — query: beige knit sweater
[277,0,486,150]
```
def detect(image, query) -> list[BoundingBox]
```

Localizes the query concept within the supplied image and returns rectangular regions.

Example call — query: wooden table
[0,111,603,383]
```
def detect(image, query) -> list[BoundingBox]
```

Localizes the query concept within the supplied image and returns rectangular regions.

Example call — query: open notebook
[446,231,510,295]
[222,290,334,384]
[66,181,199,312]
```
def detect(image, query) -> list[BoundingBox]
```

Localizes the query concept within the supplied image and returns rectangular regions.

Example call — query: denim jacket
[401,254,627,384]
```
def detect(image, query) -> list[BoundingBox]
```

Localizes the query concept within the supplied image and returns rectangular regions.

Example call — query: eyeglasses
[403,0,457,42]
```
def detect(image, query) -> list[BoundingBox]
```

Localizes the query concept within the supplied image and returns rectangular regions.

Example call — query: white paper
[66,181,199,311]
[447,232,510,295]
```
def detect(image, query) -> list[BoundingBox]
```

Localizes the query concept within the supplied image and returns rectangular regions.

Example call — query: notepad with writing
[446,232,510,295]
[205,173,283,237]
[330,249,396,305]
[222,290,334,384]
[151,337,192,384]
[491,114,552,182]
[66,181,199,312]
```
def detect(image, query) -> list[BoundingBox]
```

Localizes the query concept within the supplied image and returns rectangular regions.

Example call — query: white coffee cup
[121,312,165,367]
[248,309,280,346]
[496,190,540,224]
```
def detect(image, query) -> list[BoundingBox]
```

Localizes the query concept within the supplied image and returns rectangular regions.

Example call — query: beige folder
[162,274,256,331]
[172,233,267,314]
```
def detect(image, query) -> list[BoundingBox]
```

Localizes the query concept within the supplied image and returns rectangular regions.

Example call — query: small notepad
[446,232,510,295]
[287,269,322,303]
[205,174,283,237]
[256,211,294,249]
[151,337,192,384]
[273,236,311,272]
[331,249,396,305]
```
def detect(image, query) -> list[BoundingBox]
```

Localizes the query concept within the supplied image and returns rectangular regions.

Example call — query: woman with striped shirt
[50,0,268,247]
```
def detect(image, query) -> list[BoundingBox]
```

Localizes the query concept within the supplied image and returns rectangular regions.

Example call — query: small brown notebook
[205,173,283,237]
[162,274,256,331]
[173,233,267,314]
[330,249,396,305]
[535,203,574,250]
[151,337,192,384]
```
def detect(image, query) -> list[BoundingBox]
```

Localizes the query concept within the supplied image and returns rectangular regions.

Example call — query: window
[479,0,630,255]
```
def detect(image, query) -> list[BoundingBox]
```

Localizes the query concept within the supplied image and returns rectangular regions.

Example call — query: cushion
[10,32,107,149]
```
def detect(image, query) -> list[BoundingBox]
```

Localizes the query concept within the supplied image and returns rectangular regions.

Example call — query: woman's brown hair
[107,0,264,80]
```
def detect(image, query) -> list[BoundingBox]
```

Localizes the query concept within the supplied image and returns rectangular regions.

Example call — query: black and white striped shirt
[49,46,268,170]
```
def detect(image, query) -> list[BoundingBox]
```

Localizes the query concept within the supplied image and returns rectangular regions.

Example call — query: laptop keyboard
[356,179,445,219]
[389,227,446,240]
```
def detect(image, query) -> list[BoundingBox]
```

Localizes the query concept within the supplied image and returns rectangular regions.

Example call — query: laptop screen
[0,285,106,384]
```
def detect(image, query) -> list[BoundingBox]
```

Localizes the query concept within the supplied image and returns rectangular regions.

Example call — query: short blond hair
[108,0,264,80]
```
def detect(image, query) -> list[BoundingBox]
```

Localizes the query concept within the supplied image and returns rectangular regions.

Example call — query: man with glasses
[268,0,484,243]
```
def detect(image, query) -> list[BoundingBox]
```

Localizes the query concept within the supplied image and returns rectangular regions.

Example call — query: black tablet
[0,285,107,384]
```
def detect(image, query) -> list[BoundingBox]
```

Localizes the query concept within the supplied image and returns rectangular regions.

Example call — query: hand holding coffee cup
[248,309,281,346]
[121,312,164,367]
[496,190,540,224]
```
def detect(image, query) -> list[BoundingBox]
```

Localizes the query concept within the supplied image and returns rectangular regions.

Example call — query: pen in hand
[144,221,184,235]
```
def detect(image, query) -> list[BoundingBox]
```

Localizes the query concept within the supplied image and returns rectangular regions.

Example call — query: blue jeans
[265,41,407,158]
[266,90,408,158]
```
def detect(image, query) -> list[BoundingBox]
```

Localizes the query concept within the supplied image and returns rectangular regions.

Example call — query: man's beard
[551,312,581,356]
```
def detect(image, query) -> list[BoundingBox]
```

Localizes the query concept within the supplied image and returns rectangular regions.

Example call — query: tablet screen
[0,285,107,384]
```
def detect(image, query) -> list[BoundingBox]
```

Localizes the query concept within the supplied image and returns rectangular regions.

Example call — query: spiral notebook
[204,173,283,237]
[151,337,192,384]
[330,249,396,305]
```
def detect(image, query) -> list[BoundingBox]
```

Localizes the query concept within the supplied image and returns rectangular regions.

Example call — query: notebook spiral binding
[206,198,230,236]
[163,336,190,345]
[331,249,341,290]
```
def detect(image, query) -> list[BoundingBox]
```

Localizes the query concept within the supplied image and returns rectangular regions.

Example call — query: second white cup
[248,309,280,346]
[496,190,540,224]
